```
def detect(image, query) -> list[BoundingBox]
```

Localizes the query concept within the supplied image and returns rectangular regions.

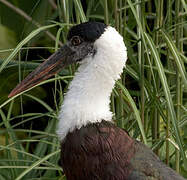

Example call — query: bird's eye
[71,36,82,46]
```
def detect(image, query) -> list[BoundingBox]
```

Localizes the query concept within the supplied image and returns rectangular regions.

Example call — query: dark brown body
[61,121,185,180]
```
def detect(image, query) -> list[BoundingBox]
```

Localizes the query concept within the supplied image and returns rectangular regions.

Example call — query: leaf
[161,30,187,86]
[73,0,87,22]
[15,150,60,180]
[117,81,147,145]
[0,24,57,73]
[0,25,17,59]
[144,32,187,168]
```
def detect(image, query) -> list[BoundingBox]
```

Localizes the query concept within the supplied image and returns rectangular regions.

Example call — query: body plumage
[61,121,185,180]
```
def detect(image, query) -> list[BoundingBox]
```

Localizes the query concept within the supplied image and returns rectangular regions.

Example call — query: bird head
[8,22,126,98]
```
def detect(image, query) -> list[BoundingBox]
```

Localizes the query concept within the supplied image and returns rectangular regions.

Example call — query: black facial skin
[67,37,95,63]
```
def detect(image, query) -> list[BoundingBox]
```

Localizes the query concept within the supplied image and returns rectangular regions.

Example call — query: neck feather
[57,27,127,140]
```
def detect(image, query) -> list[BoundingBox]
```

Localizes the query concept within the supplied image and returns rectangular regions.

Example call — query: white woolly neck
[57,27,127,141]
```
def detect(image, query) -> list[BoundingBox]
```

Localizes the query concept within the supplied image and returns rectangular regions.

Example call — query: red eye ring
[71,36,82,46]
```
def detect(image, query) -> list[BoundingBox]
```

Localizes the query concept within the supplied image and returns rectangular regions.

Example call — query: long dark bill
[8,45,74,98]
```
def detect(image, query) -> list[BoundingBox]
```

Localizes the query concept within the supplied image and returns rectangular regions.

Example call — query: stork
[9,22,185,180]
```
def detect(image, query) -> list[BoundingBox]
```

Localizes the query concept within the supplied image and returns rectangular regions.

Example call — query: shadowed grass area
[0,0,186,179]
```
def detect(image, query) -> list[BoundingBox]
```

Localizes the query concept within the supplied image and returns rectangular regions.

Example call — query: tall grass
[0,0,186,179]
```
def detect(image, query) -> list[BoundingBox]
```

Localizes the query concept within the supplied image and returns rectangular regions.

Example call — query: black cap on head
[67,22,107,42]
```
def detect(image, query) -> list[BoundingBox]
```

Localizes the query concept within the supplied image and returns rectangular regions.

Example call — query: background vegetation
[0,0,186,179]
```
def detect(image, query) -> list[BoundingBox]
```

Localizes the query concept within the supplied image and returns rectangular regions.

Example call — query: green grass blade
[180,53,187,64]
[180,0,187,14]
[126,0,157,89]
[24,94,53,112]
[0,24,57,73]
[15,150,60,180]
[117,81,147,144]
[0,76,73,109]
[73,0,87,22]
[144,32,187,167]
[161,30,187,86]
